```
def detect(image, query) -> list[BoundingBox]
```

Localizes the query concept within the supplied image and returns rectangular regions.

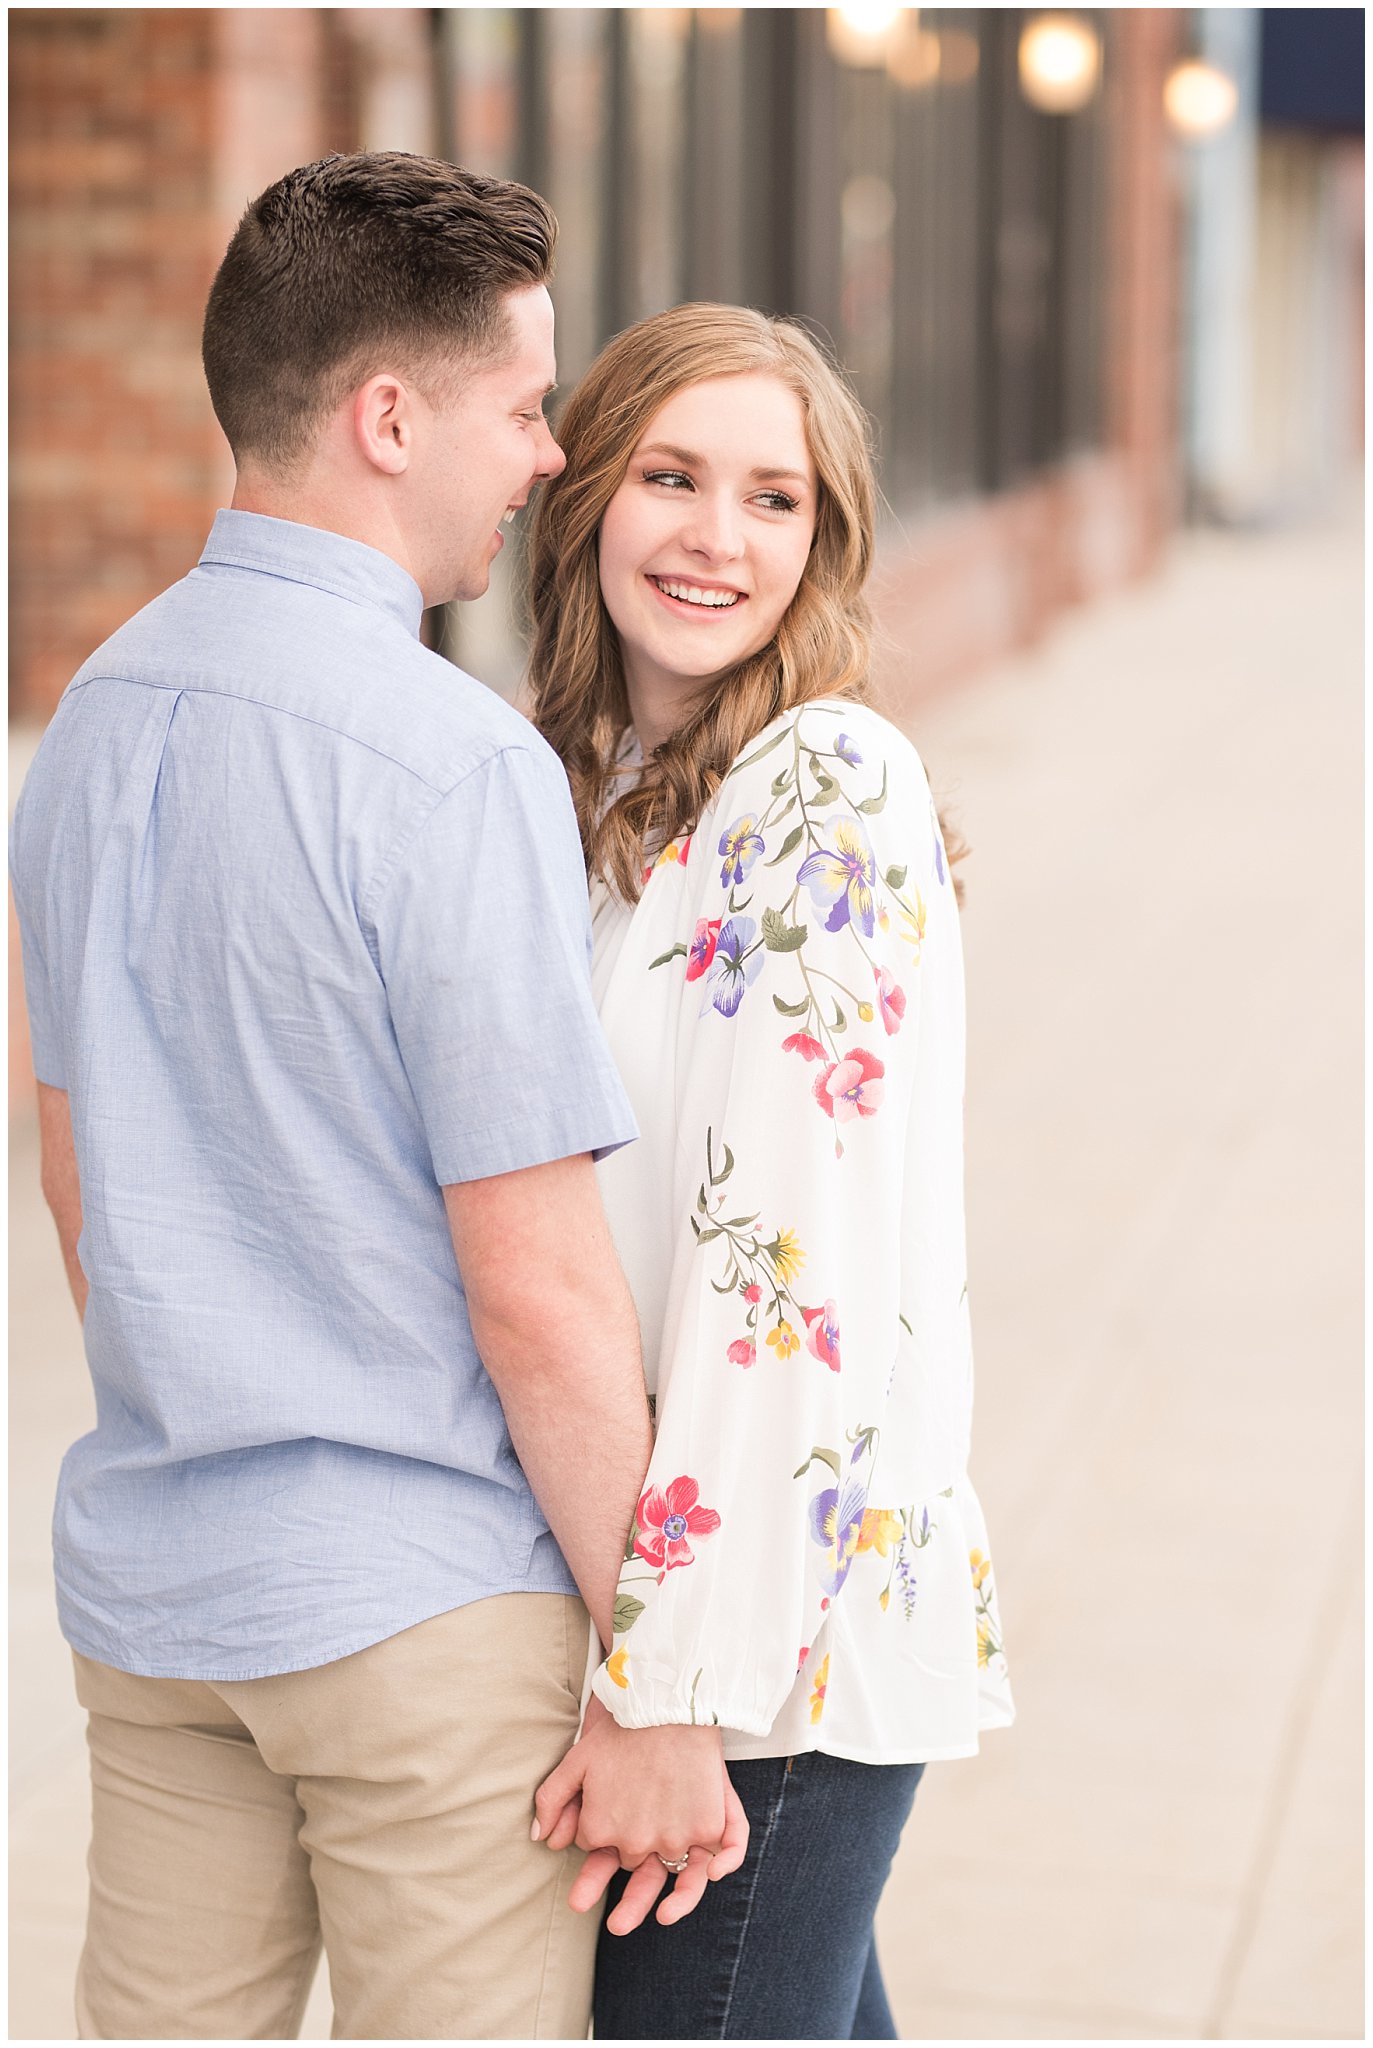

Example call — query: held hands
[532,1694,749,1933]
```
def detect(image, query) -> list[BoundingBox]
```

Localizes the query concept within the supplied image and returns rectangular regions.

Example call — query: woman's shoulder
[715,698,933,814]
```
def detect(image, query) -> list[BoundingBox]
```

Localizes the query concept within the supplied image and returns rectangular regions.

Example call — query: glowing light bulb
[1018,14,1102,115]
[827,3,906,69]
[1164,59,1239,139]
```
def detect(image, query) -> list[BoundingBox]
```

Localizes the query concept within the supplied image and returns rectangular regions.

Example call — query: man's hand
[532,1700,749,1932]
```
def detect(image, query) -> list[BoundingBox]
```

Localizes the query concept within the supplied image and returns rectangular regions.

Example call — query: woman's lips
[646,574,746,619]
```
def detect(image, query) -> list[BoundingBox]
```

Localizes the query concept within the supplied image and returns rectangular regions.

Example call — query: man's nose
[535,420,566,481]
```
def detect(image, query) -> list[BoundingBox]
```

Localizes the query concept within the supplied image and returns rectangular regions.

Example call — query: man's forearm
[444,1158,651,1651]
[37,1082,88,1321]
[478,1290,651,1649]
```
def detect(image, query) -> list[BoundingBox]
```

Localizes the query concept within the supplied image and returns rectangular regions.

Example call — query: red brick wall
[11,11,222,721]
[8,8,344,727]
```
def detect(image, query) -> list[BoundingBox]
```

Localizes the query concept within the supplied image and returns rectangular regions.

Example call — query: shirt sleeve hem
[28,1051,67,1090]
[434,1109,639,1187]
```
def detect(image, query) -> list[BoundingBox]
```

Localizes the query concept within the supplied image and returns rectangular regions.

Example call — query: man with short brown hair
[11,153,738,2040]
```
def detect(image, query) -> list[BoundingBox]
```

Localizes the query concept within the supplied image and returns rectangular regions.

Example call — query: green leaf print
[613,1593,645,1635]
[761,907,808,952]
[732,726,788,773]
[856,762,889,814]
[766,823,806,867]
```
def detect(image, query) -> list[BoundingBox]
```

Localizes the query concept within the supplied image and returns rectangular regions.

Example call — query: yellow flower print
[769,1230,806,1290]
[898,892,927,964]
[856,1508,903,1559]
[808,1652,830,1724]
[605,1646,630,1689]
[971,1549,1004,1666]
[857,1001,874,1022]
[879,1587,890,1612]
[766,1320,801,1359]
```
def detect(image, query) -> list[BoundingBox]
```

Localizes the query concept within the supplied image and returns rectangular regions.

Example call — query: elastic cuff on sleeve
[591,1662,775,1739]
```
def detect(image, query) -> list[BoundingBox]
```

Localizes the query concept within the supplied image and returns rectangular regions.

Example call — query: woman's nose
[682,495,743,562]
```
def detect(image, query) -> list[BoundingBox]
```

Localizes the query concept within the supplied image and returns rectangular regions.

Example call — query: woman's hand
[532,1701,750,1930]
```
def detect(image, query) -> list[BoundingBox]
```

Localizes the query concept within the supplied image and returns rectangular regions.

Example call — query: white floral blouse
[587,699,1014,1765]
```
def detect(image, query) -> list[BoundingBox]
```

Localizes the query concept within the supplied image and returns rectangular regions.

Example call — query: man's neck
[230,475,423,595]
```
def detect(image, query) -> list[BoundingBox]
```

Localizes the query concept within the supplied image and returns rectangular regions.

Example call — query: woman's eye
[643,469,694,491]
[755,490,800,514]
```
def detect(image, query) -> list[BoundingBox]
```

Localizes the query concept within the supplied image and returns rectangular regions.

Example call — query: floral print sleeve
[590,703,958,1738]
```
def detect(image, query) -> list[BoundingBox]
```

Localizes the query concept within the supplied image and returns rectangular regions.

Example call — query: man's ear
[353,373,415,476]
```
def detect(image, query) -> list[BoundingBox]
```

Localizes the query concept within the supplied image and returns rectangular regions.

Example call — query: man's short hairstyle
[202,151,557,473]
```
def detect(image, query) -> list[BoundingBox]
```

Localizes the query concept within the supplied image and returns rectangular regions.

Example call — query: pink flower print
[742,1283,762,1304]
[813,1048,886,1123]
[783,1031,828,1062]
[800,1300,842,1372]
[686,918,722,982]
[633,1475,722,1573]
[727,1338,757,1368]
[874,965,906,1036]
[797,815,877,936]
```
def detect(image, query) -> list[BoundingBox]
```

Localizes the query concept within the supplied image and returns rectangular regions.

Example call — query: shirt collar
[198,510,427,637]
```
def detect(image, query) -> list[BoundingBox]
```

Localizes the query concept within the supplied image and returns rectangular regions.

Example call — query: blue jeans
[593,1752,925,2040]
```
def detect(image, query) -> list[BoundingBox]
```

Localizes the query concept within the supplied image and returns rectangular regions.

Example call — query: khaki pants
[72,1595,598,2040]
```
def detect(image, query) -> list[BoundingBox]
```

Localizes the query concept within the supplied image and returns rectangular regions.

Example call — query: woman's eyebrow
[637,442,810,488]
[637,442,704,467]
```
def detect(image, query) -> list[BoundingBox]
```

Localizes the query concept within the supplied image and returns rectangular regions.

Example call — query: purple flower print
[718,813,766,888]
[702,915,762,1018]
[833,733,864,767]
[797,815,877,936]
[808,1473,868,1598]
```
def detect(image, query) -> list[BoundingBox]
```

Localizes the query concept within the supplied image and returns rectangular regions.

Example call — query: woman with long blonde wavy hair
[527,304,1013,2040]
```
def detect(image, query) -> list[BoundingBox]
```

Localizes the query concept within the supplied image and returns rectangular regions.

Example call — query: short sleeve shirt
[9,510,638,1679]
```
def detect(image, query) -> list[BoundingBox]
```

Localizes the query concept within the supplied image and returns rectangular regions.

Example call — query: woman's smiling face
[597,373,818,733]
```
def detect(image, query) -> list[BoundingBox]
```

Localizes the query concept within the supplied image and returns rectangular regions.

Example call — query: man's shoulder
[62,571,549,798]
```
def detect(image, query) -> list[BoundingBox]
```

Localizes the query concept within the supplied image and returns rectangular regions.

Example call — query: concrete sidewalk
[9,495,1363,2040]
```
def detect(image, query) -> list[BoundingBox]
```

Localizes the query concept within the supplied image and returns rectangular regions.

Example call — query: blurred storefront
[1181,7,1365,523]
[7,9,1364,1107]
[10,5,1188,722]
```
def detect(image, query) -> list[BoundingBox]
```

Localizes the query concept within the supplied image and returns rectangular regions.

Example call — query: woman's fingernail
[530,1818,542,1841]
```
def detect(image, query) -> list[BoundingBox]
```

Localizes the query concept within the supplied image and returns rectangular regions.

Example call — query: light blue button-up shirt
[10,510,638,1679]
